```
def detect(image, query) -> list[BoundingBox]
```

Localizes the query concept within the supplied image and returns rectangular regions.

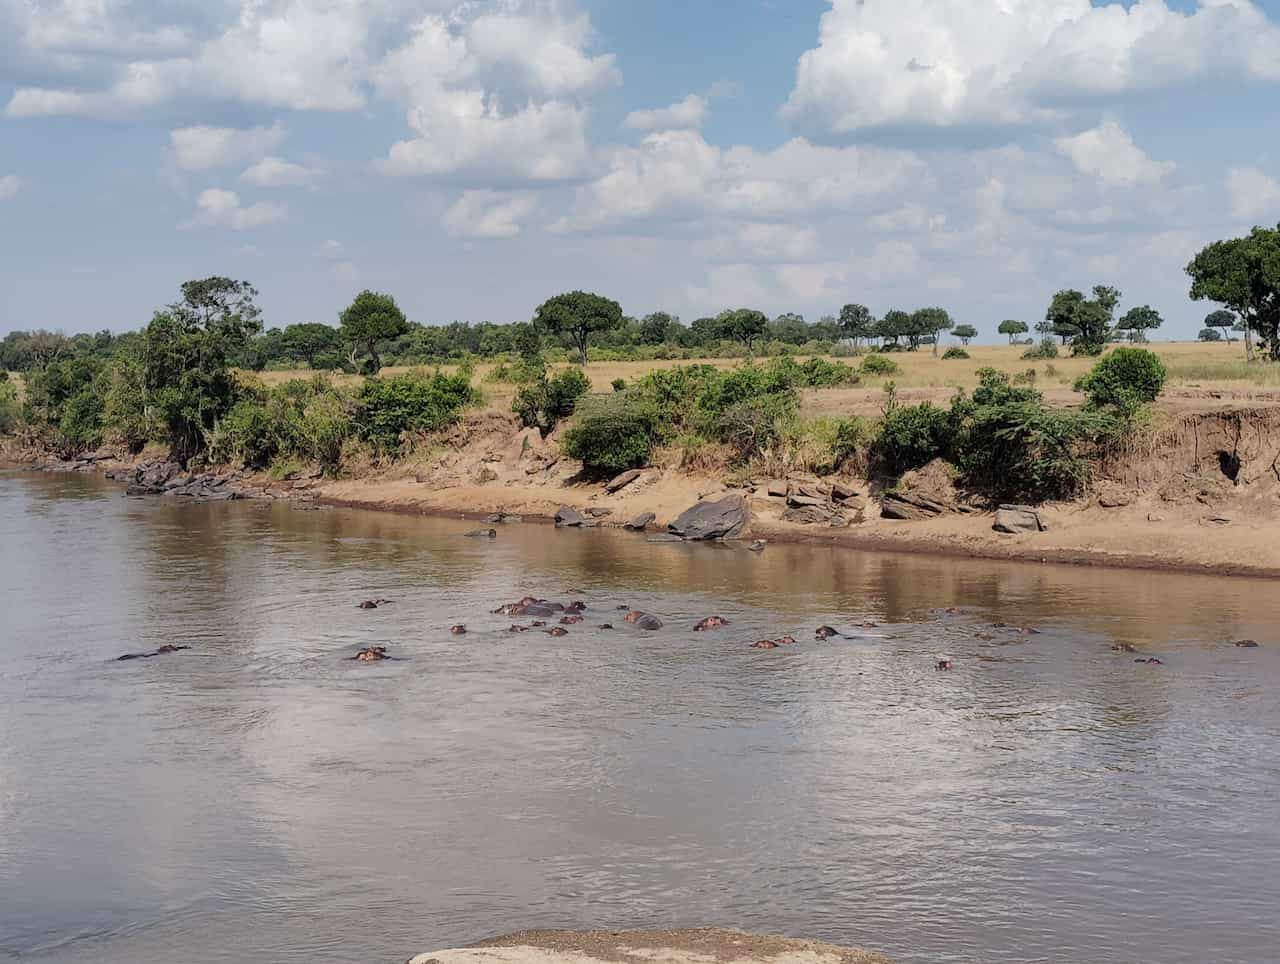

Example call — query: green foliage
[1187,225,1280,361]
[912,307,953,353]
[561,396,655,475]
[998,319,1029,343]
[1046,285,1121,355]
[952,324,978,345]
[839,304,876,344]
[611,377,627,392]
[1199,327,1223,342]
[1203,309,1237,340]
[1022,337,1059,360]
[534,291,624,364]
[0,379,19,433]
[714,395,794,462]
[339,290,408,374]
[942,347,971,360]
[356,369,478,454]
[860,354,901,376]
[716,308,769,351]
[797,356,858,387]
[874,401,950,474]
[1116,305,1163,343]
[513,366,592,432]
[1074,347,1167,411]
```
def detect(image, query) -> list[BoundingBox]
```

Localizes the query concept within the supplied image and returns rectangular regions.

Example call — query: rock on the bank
[554,506,587,527]
[605,468,643,493]
[668,495,749,541]
[993,504,1048,533]
[409,928,893,964]
[624,512,656,531]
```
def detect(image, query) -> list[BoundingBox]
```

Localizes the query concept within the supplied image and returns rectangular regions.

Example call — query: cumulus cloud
[783,0,1280,138]
[1225,167,1280,221]
[441,190,536,239]
[624,94,708,132]
[240,156,322,188]
[184,188,285,230]
[171,123,286,171]
[0,175,22,201]
[1054,122,1174,186]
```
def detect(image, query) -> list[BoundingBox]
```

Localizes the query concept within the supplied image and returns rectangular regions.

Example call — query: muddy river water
[1,470,1277,963]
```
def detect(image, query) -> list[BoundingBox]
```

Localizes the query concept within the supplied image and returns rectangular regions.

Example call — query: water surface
[1,471,1276,964]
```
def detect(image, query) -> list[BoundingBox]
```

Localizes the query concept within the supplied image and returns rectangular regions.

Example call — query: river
[1,470,1277,964]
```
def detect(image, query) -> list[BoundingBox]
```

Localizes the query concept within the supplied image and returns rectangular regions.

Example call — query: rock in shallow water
[668,495,749,541]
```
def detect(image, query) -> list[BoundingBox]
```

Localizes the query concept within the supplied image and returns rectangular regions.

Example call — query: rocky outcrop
[880,492,950,520]
[668,495,749,541]
[554,506,587,527]
[783,505,853,527]
[605,468,643,493]
[993,504,1048,533]
[624,512,656,530]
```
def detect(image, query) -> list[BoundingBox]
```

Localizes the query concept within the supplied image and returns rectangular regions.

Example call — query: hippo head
[751,640,779,650]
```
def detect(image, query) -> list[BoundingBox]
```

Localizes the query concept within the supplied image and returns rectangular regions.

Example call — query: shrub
[942,347,970,360]
[860,354,901,376]
[798,356,859,387]
[209,399,275,467]
[297,391,354,471]
[357,369,478,454]
[1022,337,1059,360]
[611,378,627,392]
[562,397,654,475]
[831,417,872,471]
[56,390,105,454]
[714,396,793,463]
[0,379,21,433]
[513,366,592,432]
[874,402,949,474]
[1074,347,1167,411]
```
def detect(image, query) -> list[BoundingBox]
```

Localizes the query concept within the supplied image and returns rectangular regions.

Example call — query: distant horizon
[3,0,1279,340]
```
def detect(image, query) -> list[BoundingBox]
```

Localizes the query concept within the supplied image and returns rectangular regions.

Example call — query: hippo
[776,635,797,646]
[545,626,569,637]
[116,644,190,661]
[815,625,840,639]
[565,601,587,613]
[693,616,730,632]
[1135,657,1163,665]
[750,639,779,650]
[509,625,530,633]
[1111,642,1139,653]
[450,625,467,635]
[936,659,954,671]
[624,611,663,631]
[352,646,393,663]
[617,604,631,611]
[1233,639,1261,648]
[358,598,392,610]
[530,621,547,628]
[560,615,584,625]
[464,528,497,539]
[600,623,614,630]
[944,607,961,615]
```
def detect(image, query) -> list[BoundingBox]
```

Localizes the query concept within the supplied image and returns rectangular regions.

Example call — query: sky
[1,0,1279,341]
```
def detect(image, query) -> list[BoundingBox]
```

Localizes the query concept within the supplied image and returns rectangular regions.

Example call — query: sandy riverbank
[409,929,892,964]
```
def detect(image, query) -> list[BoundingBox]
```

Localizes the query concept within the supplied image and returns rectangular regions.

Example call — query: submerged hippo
[776,635,797,646]
[1135,657,1164,665]
[509,625,530,633]
[1233,639,1261,648]
[545,626,569,637]
[624,611,663,631]
[352,646,394,663]
[358,598,392,610]
[936,659,954,671]
[450,625,467,635]
[560,614,584,625]
[693,616,730,632]
[600,623,614,630]
[750,639,779,650]
[116,644,190,662]
[815,625,840,640]
[1111,642,1139,653]
[464,529,497,539]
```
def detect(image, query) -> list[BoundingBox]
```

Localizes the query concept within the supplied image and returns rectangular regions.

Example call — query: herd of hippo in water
[113,597,1265,666]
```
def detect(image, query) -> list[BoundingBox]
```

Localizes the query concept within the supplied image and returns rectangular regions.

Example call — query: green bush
[798,356,859,386]
[513,366,592,432]
[357,369,478,454]
[611,377,627,392]
[0,379,21,433]
[56,390,105,454]
[860,354,901,376]
[942,347,970,360]
[874,402,950,473]
[831,417,871,470]
[210,399,276,467]
[1022,337,1059,360]
[562,397,654,475]
[1074,347,1167,411]
[714,396,793,463]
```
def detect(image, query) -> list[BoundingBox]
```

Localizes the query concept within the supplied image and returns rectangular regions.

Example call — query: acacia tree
[998,319,1029,344]
[1199,328,1223,342]
[1046,286,1120,355]
[911,307,953,355]
[640,312,676,345]
[282,322,343,367]
[534,291,623,364]
[952,324,978,346]
[838,303,876,348]
[877,310,910,348]
[340,290,408,374]
[1204,309,1237,343]
[717,308,769,354]
[1187,226,1280,362]
[1116,305,1163,343]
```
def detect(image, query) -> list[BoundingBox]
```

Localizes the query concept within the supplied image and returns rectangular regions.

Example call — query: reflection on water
[1,470,1277,964]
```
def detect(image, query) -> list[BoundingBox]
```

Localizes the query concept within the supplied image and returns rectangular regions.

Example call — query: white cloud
[624,94,708,132]
[442,190,536,239]
[318,239,344,257]
[783,0,1280,137]
[1225,167,1280,221]
[171,123,286,171]
[0,175,22,201]
[240,156,322,188]
[1055,122,1174,186]
[184,188,285,230]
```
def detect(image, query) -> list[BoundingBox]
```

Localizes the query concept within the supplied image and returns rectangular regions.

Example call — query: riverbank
[409,930,892,964]
[8,400,1280,579]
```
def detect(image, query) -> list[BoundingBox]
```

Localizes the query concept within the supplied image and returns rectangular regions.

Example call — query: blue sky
[1,0,1279,340]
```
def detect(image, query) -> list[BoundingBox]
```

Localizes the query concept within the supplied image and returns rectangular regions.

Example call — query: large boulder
[668,495,749,541]
[786,493,827,508]
[554,506,587,527]
[783,505,852,528]
[880,492,949,520]
[624,512,656,531]
[993,504,1048,533]
[605,468,643,493]
[830,481,862,506]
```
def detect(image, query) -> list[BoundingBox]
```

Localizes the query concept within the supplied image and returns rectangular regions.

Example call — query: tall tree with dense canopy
[1046,286,1120,356]
[281,323,343,368]
[911,307,953,355]
[952,324,978,346]
[1187,226,1280,362]
[340,290,408,374]
[1204,309,1237,343]
[998,320,1029,344]
[877,310,911,348]
[838,303,876,347]
[534,291,623,364]
[717,308,769,353]
[1116,305,1163,343]
[640,312,676,345]
[1199,327,1223,342]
